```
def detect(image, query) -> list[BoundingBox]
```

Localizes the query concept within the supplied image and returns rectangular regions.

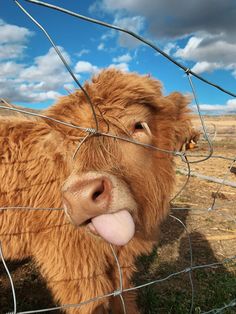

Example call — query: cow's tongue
[88,210,135,246]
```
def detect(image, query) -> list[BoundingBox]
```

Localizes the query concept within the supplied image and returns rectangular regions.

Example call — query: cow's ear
[166,92,194,151]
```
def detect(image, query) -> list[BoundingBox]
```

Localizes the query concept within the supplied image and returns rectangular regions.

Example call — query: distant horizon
[1,99,235,117]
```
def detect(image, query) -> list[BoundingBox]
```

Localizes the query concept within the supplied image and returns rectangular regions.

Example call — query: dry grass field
[0,112,236,313]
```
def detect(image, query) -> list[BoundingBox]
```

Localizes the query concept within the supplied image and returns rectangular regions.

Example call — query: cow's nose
[62,176,112,226]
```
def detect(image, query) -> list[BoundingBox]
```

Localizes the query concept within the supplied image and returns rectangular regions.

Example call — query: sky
[1,0,236,114]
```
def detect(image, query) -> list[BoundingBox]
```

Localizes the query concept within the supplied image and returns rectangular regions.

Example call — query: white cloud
[196,99,236,114]
[28,91,61,102]
[91,11,145,49]
[112,53,132,63]
[63,83,76,93]
[0,20,33,60]
[0,61,24,78]
[21,47,70,77]
[191,61,222,74]
[0,19,33,44]
[0,20,101,105]
[163,42,178,55]
[0,46,74,103]
[20,46,72,89]
[175,34,236,64]
[226,99,236,111]
[174,33,236,77]
[108,62,129,72]
[74,61,99,74]
[198,104,226,111]
[97,43,105,51]
[0,43,28,60]
[113,15,145,48]
[76,49,90,57]
[101,30,116,41]
[97,37,118,53]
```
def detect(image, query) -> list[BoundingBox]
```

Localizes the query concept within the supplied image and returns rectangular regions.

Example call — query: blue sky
[1,0,236,114]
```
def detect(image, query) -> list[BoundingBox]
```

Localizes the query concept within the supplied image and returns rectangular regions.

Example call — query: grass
[1,251,236,313]
[134,249,236,314]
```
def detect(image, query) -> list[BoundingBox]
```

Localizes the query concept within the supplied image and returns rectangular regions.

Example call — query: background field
[149,115,236,313]
[0,113,236,313]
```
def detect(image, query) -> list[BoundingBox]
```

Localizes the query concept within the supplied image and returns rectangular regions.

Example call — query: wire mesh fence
[0,1,236,313]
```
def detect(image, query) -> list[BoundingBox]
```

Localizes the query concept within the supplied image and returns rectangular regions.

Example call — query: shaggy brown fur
[0,69,193,313]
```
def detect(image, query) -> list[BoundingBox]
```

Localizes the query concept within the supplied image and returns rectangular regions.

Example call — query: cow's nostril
[92,180,105,201]
[61,175,113,226]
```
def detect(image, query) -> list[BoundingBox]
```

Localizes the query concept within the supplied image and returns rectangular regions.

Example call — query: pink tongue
[90,210,135,246]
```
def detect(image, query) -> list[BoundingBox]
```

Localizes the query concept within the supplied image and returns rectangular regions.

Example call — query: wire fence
[0,0,236,313]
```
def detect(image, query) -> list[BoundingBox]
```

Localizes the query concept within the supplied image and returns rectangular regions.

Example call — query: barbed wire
[1,1,236,313]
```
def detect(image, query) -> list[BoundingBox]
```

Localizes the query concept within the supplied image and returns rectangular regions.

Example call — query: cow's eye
[134,122,152,136]
[134,122,144,130]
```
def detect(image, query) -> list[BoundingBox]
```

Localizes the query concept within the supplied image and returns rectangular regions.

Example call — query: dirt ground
[0,115,236,313]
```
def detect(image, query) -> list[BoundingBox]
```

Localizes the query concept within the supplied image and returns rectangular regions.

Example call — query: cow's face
[55,69,192,246]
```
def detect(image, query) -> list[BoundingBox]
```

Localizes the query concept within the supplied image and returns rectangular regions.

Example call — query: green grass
[1,251,235,313]
[134,250,236,314]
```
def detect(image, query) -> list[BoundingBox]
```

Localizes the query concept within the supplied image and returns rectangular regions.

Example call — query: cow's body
[0,69,193,313]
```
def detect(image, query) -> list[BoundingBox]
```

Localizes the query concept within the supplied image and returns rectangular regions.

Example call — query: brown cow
[0,69,193,313]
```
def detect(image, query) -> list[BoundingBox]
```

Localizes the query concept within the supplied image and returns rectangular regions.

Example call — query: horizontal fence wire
[0,0,236,313]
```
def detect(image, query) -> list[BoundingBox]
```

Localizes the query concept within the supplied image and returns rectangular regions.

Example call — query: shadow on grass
[0,258,58,313]
[134,209,236,314]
